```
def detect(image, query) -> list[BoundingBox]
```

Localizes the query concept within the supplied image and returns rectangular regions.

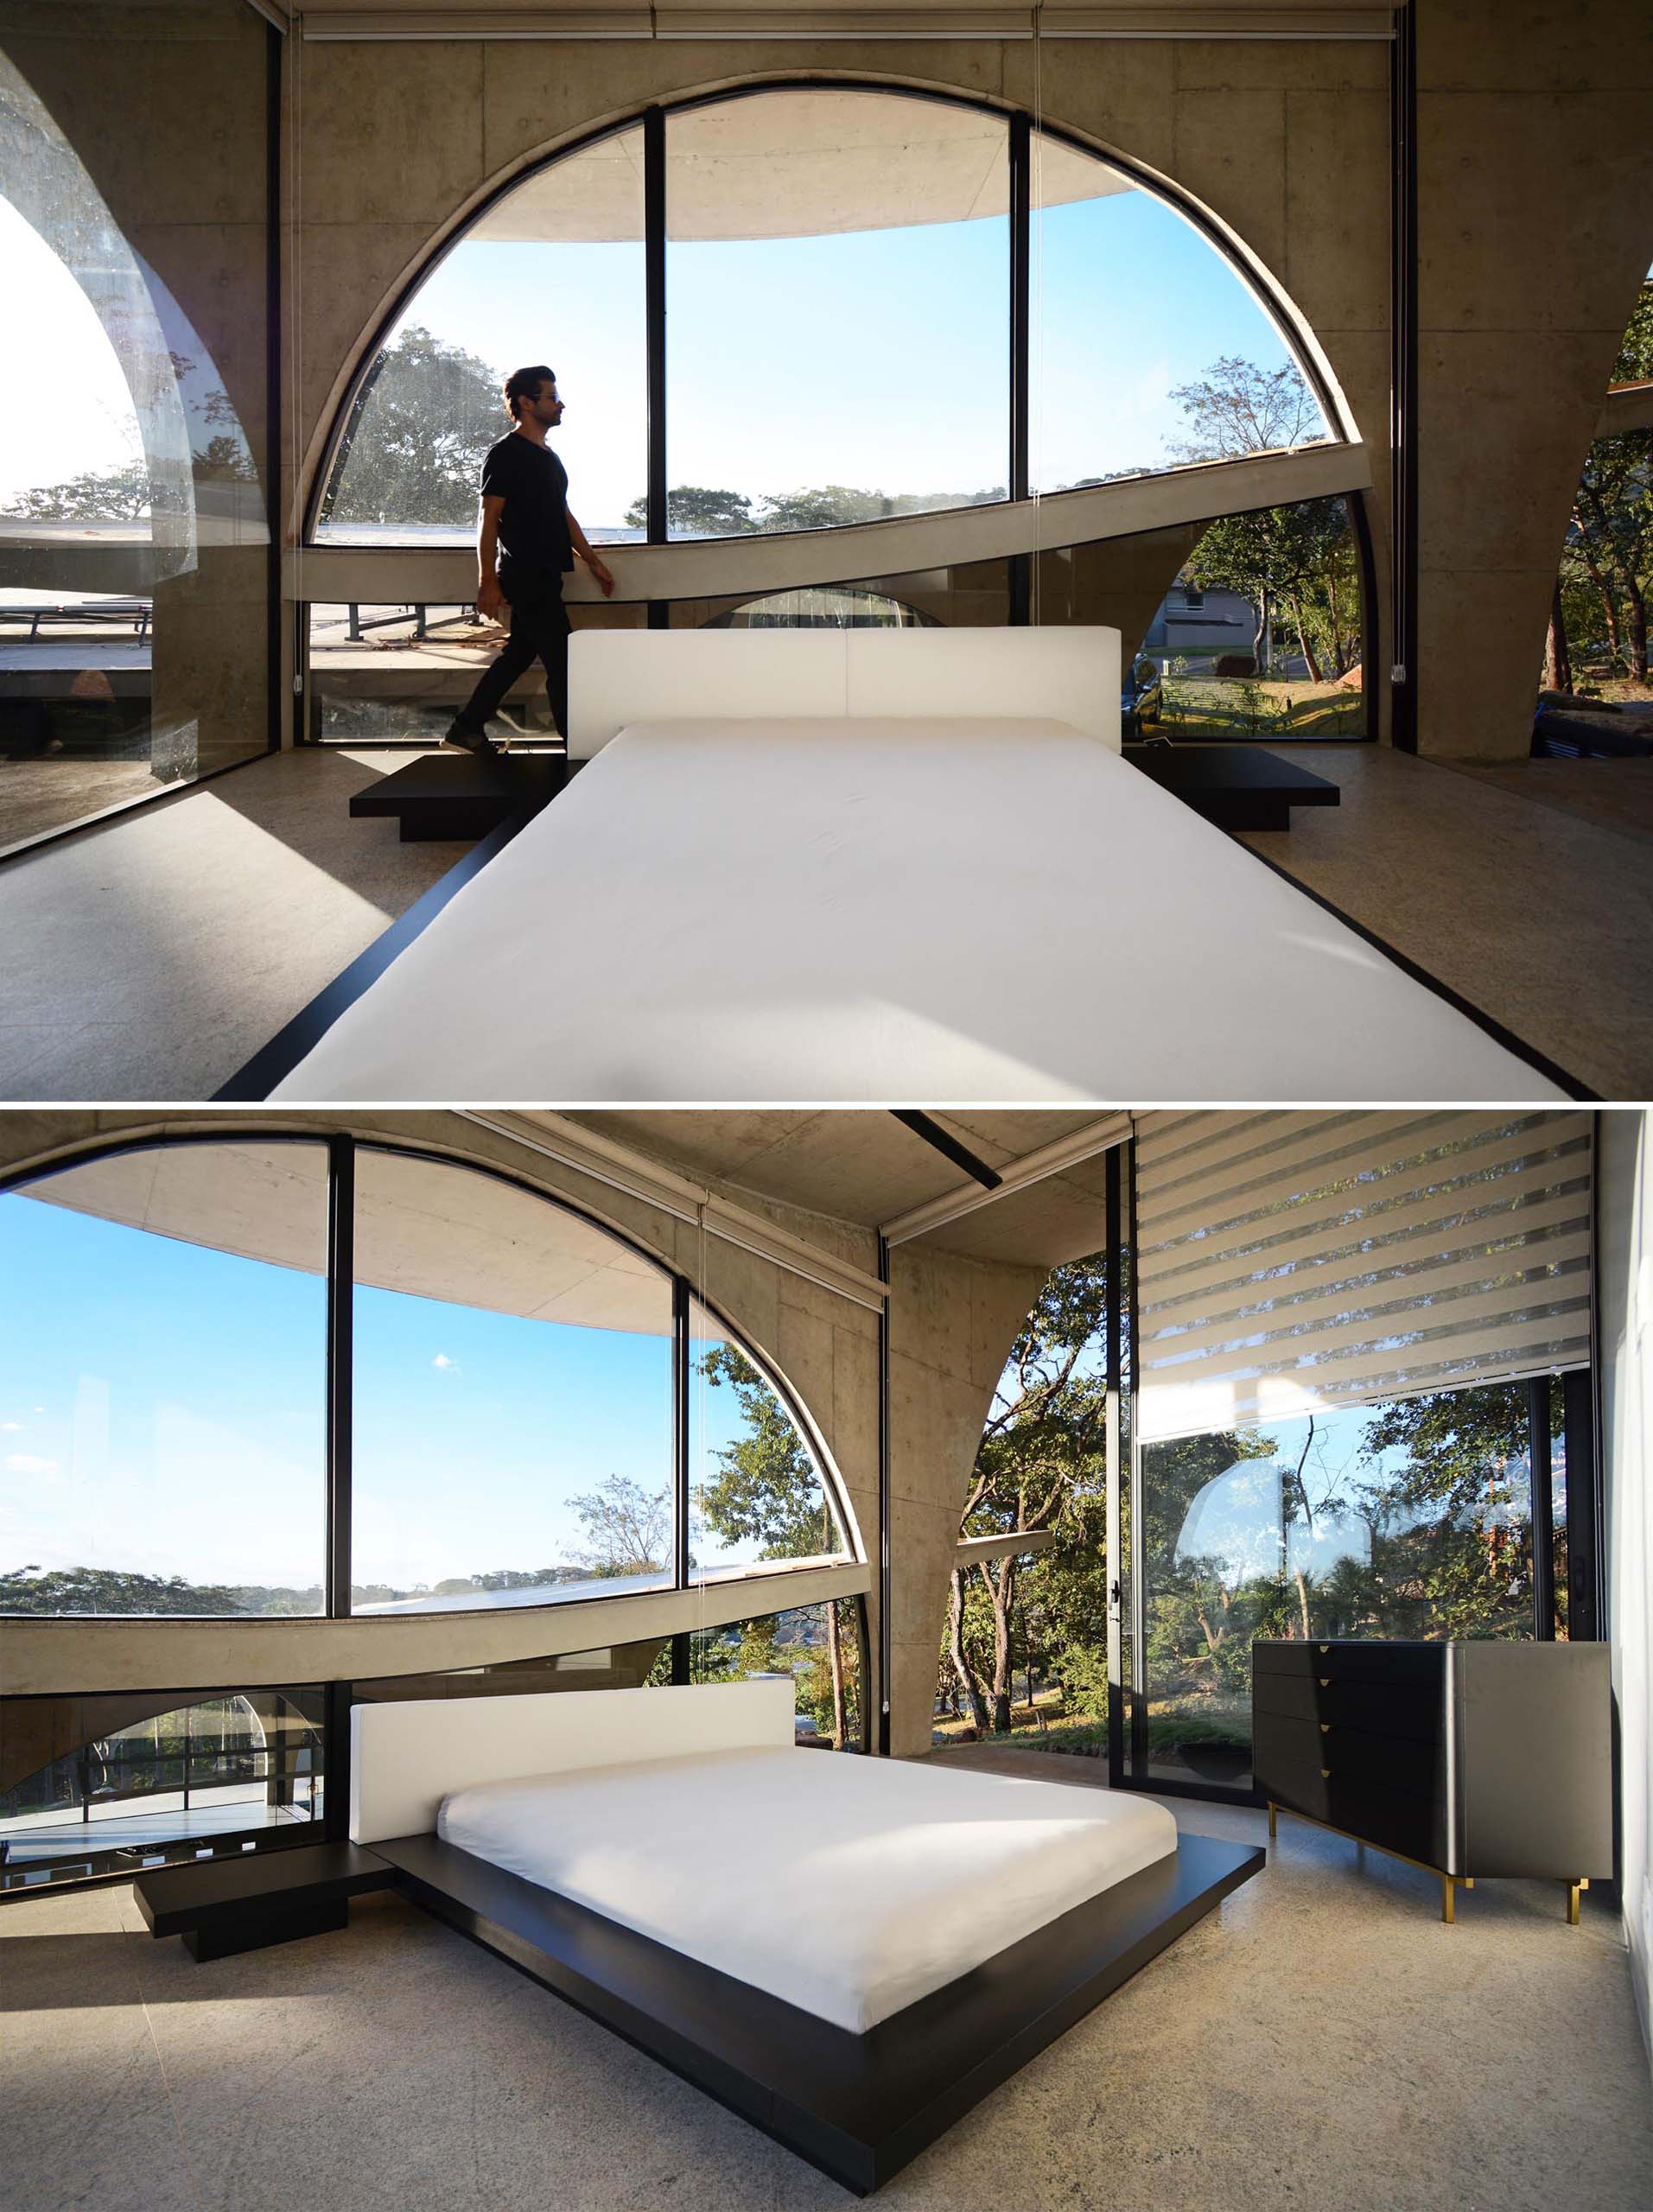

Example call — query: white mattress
[276,715,1562,1103]
[436,1744,1179,2032]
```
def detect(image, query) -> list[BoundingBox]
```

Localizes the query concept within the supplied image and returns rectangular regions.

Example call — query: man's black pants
[455,565,569,738]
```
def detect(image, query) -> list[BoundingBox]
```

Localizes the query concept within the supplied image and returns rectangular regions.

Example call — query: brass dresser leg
[1268,1802,1277,1840]
[1567,1881,1582,1925]
[1440,1875,1455,1924]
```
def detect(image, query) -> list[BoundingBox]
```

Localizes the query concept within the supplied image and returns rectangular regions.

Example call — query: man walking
[446,364,614,751]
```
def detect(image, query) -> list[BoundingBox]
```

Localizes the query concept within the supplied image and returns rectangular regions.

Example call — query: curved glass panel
[665,89,1008,537]
[350,1152,675,1615]
[689,1297,848,1581]
[690,1599,863,1748]
[0,1142,328,1616]
[0,10,274,856]
[316,126,645,546]
[1031,130,1332,491]
[704,586,938,628]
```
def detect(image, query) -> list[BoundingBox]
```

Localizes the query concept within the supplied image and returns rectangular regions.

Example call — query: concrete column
[1415,0,1653,758]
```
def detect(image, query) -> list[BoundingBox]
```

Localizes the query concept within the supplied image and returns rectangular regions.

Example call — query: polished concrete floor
[4,1761,1648,2212]
[1235,744,1653,1098]
[0,749,470,1102]
[2,737,1651,1102]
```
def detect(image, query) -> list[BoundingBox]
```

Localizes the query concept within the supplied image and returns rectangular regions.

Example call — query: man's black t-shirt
[480,431,572,578]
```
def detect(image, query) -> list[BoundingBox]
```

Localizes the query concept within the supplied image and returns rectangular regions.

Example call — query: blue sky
[0,1198,792,1599]
[2,170,1316,528]
[363,184,1310,531]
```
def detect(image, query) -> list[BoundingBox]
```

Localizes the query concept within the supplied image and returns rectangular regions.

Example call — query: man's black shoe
[443,720,496,754]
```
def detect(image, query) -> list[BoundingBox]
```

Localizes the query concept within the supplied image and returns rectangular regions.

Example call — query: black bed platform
[374,1829,1264,2196]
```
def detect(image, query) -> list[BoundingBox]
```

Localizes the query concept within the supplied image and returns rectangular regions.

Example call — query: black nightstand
[348,749,563,842]
[136,1841,397,1961]
[1123,741,1341,830]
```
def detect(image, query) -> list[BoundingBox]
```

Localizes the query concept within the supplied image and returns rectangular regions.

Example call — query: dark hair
[505,365,556,421]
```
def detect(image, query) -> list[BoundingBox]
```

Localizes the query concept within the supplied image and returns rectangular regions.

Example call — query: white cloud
[5,1452,60,1476]
[432,1352,460,1373]
[1,1421,21,1432]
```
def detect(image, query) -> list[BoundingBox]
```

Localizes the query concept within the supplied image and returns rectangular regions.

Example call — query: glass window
[0,1687,324,1893]
[316,127,645,547]
[1139,1382,1548,1790]
[689,1298,847,1583]
[0,1141,328,1617]
[688,1599,863,1749]
[304,596,645,746]
[1031,130,1331,493]
[666,90,1008,537]
[1539,273,1651,729]
[351,1638,672,1706]
[0,5,275,857]
[936,1253,1114,1758]
[350,1152,675,1614]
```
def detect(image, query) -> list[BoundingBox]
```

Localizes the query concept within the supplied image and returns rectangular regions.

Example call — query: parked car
[1122,655,1164,739]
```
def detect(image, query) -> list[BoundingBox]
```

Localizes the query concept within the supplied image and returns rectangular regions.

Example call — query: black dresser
[1252,1638,1612,1923]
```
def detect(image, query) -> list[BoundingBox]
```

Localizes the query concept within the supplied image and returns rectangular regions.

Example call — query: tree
[568,1473,671,1578]
[322,324,504,529]
[8,461,152,521]
[950,1258,1114,1735]
[626,486,757,536]
[694,1340,850,1743]
[1166,358,1358,682]
[1553,281,1653,690]
[1165,357,1325,465]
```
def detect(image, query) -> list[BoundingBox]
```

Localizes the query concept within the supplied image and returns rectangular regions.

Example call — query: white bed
[352,1679,1176,2034]
[438,1744,1176,2033]
[273,630,1563,1103]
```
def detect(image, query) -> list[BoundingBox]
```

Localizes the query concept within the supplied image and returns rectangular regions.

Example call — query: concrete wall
[1416,1,1653,757]
[1599,1107,1652,2080]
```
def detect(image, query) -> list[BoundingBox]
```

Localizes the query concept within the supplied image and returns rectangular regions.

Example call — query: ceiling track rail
[881,1112,1132,1246]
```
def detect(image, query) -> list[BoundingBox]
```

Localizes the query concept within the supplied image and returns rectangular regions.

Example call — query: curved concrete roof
[471,90,1127,245]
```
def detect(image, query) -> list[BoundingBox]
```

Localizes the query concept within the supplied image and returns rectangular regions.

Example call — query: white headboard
[349,1678,797,1846]
[567,625,1121,757]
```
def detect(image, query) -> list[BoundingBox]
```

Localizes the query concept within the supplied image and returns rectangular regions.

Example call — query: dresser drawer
[1259,1751,1448,1868]
[1252,1669,1444,1745]
[1253,1712,1445,1803]
[1253,1640,1447,1689]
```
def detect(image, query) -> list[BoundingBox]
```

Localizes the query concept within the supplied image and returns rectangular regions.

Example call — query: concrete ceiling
[563,1109,1121,1267]
[17,1115,1130,1323]
[21,1140,674,1335]
[469,88,1127,245]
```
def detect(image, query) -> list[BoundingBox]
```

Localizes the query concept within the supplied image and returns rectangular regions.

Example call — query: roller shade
[1135,1111,1593,1443]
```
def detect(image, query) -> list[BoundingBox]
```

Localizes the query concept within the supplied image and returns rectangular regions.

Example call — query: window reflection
[0,1688,324,1892]
[0,10,275,855]
[1141,1382,1551,1789]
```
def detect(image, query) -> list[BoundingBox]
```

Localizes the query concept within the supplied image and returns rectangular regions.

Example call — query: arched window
[311,84,1343,552]
[1,1135,853,1622]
